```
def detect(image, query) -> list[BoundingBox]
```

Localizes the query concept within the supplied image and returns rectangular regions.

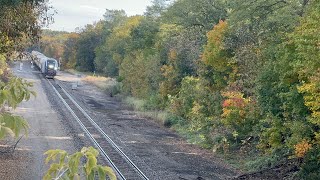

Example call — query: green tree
[226,0,308,96]
[94,10,127,76]
[292,2,320,167]
[106,16,143,65]
[75,23,104,72]
[145,0,171,18]
[120,50,161,98]
[39,30,70,61]
[162,0,227,30]
[201,20,234,90]
[62,33,79,69]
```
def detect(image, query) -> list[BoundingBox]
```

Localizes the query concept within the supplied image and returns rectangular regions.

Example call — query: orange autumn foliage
[294,139,312,158]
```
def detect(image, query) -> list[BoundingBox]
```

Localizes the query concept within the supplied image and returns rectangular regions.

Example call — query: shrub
[298,146,320,180]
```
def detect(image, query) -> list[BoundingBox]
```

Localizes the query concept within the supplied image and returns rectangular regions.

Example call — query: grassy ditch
[82,76,117,92]
[123,96,169,126]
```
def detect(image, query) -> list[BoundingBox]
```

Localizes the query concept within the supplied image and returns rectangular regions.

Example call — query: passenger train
[31,51,58,78]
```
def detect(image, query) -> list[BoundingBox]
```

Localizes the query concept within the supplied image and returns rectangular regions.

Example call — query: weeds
[124,96,169,125]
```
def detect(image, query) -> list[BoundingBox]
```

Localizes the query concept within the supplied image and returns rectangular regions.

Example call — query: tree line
[39,0,320,177]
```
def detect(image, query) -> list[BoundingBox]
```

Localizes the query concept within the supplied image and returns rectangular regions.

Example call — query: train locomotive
[31,51,58,78]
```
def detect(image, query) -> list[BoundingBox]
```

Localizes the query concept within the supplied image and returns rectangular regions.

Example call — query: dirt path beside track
[0,62,80,180]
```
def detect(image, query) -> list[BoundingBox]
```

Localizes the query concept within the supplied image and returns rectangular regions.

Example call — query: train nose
[47,69,57,76]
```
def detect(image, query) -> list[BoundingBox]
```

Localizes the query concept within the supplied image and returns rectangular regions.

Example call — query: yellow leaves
[221,108,232,118]
[190,102,201,116]
[156,24,183,48]
[68,32,80,39]
[44,147,116,180]
[1,77,35,109]
[222,91,244,99]
[315,132,320,145]
[207,20,227,44]
[161,64,175,78]
[294,139,312,158]
[113,16,143,38]
[222,91,249,109]
[159,63,179,98]
[40,31,73,60]
[168,49,177,61]
[112,53,123,64]
[0,54,7,76]
[298,70,320,126]
[202,20,229,71]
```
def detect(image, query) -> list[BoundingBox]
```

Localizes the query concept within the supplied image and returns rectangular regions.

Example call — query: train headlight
[48,64,54,69]
[54,67,58,70]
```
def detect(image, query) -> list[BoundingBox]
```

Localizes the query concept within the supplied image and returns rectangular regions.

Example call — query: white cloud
[79,5,105,14]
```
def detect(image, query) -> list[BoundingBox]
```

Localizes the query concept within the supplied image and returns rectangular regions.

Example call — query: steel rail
[58,84,149,180]
[48,79,126,180]
[48,79,149,180]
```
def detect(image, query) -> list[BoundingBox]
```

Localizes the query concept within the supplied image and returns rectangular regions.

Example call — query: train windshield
[47,60,56,69]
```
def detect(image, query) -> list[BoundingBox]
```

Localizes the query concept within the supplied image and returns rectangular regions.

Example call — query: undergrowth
[124,96,168,125]
[224,149,284,172]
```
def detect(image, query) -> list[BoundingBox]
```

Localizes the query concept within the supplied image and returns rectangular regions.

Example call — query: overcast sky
[46,0,152,32]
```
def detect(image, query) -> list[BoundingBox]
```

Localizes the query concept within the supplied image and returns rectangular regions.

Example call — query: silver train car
[31,51,58,78]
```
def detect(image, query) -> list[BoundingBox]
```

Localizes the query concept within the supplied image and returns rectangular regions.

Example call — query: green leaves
[162,0,227,30]
[0,117,15,139]
[43,149,68,180]
[0,113,29,138]
[0,77,36,109]
[97,165,117,180]
[43,147,116,180]
[0,77,34,139]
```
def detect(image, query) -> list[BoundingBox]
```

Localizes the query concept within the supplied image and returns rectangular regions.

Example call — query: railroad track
[47,79,149,180]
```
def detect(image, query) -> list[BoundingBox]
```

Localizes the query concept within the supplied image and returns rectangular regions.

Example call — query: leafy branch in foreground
[0,77,36,139]
[44,147,116,180]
